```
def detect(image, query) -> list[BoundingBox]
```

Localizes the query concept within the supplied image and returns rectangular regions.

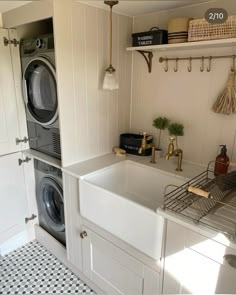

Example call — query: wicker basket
[188,15,236,41]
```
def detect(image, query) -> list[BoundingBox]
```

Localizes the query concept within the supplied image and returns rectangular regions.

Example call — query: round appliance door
[23,57,58,126]
[37,177,65,232]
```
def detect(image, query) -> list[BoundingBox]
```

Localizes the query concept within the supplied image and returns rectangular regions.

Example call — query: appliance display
[21,34,61,159]
[34,159,65,246]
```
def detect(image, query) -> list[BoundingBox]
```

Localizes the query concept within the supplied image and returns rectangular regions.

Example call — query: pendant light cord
[104,1,118,72]
[110,4,112,66]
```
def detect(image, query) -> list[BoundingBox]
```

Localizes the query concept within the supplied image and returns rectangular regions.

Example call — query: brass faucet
[165,137,183,171]
[138,132,156,164]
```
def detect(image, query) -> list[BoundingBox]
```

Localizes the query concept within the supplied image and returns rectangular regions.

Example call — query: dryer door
[37,177,65,233]
[23,57,58,126]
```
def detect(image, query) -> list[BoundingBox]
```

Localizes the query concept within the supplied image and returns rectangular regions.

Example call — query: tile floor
[0,241,95,294]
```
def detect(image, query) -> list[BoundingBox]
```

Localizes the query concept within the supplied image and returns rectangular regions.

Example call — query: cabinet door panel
[0,152,28,243]
[0,29,21,156]
[82,226,144,295]
[163,221,236,294]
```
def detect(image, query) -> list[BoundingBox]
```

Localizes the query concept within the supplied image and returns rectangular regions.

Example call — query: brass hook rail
[159,54,236,63]
[159,54,236,72]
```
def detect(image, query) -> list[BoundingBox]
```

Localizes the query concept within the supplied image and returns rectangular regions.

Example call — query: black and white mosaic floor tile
[0,241,95,294]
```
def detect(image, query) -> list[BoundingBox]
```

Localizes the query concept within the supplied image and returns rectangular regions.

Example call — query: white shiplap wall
[54,0,132,166]
[131,0,236,166]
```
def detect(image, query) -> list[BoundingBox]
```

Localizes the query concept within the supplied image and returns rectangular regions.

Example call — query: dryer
[34,159,65,246]
[21,35,61,159]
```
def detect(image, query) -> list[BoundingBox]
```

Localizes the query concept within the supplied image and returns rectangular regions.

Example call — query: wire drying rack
[163,161,236,240]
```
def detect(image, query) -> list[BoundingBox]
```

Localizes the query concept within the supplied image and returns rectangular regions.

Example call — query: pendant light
[103,1,119,90]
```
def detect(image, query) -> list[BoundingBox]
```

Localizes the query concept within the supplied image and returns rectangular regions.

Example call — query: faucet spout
[165,153,170,160]
[138,132,156,163]
[165,138,183,171]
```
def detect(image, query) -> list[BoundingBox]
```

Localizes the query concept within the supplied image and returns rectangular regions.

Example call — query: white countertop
[63,153,236,251]
[62,153,205,180]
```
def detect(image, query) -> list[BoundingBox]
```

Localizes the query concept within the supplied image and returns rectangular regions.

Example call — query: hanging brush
[212,70,236,115]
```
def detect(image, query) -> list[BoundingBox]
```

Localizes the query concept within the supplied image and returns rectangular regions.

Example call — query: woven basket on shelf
[188,15,236,42]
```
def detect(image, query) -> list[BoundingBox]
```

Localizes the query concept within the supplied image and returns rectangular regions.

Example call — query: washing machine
[21,34,61,159]
[34,159,66,246]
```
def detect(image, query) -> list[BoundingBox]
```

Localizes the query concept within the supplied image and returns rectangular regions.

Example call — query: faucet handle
[140,132,147,139]
[169,136,175,143]
[141,131,147,136]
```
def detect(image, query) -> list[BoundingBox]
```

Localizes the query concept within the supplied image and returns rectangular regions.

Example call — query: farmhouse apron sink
[79,160,184,260]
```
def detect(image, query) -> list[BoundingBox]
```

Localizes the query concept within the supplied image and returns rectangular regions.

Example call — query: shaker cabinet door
[81,226,160,295]
[0,152,29,253]
[0,28,22,156]
[163,220,236,294]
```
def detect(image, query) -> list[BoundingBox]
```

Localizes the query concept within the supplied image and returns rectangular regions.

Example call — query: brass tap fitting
[165,137,183,171]
[138,132,156,164]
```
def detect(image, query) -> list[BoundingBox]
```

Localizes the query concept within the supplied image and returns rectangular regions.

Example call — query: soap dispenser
[214,145,229,176]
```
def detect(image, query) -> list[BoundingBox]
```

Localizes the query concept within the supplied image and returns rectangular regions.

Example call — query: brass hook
[231,55,236,72]
[174,58,178,72]
[207,56,212,72]
[164,58,168,72]
[188,57,192,72]
[200,56,204,72]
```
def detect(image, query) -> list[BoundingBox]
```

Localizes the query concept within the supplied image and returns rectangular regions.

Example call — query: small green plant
[152,117,170,150]
[168,122,184,149]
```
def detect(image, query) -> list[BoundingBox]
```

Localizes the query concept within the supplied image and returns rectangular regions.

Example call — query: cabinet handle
[16,136,29,145]
[25,214,37,224]
[223,254,236,269]
[18,156,31,166]
[80,231,88,239]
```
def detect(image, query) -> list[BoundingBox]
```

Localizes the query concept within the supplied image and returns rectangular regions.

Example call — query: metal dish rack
[163,161,236,240]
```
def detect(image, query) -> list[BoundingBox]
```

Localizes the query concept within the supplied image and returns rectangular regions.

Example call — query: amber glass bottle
[214,145,229,176]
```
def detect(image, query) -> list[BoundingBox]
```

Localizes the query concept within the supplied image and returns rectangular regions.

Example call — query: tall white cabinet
[0,28,36,255]
[0,28,22,156]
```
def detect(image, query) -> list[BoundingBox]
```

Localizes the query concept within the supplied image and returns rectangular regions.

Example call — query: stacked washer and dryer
[21,34,66,246]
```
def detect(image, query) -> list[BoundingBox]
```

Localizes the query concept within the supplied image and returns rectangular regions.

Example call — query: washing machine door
[37,177,65,232]
[23,56,58,126]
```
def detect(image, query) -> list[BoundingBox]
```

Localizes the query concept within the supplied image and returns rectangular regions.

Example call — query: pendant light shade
[103,1,119,90]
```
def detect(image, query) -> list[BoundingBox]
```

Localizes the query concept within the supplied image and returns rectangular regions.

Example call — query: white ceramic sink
[79,160,184,260]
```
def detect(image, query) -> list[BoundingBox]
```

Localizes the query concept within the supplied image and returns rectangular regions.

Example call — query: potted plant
[168,122,184,149]
[152,116,169,157]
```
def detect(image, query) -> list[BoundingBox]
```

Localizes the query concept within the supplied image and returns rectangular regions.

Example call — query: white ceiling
[0,1,31,13]
[81,0,216,17]
[0,0,216,16]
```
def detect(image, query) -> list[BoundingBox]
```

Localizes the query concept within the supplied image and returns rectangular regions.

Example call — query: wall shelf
[126,38,236,53]
[126,38,236,72]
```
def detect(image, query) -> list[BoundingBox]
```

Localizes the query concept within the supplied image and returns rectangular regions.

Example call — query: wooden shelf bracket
[137,50,153,73]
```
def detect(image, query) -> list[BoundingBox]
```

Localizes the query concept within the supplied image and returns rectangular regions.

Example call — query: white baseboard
[0,229,33,256]
[35,225,104,294]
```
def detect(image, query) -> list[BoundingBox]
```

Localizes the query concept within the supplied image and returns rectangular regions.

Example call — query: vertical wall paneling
[53,0,77,166]
[108,12,119,150]
[131,0,236,165]
[97,8,110,154]
[85,5,99,158]
[72,3,88,161]
[55,1,133,166]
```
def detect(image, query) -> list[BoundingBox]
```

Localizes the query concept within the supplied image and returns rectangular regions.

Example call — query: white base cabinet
[81,225,160,295]
[0,152,37,255]
[163,220,236,294]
